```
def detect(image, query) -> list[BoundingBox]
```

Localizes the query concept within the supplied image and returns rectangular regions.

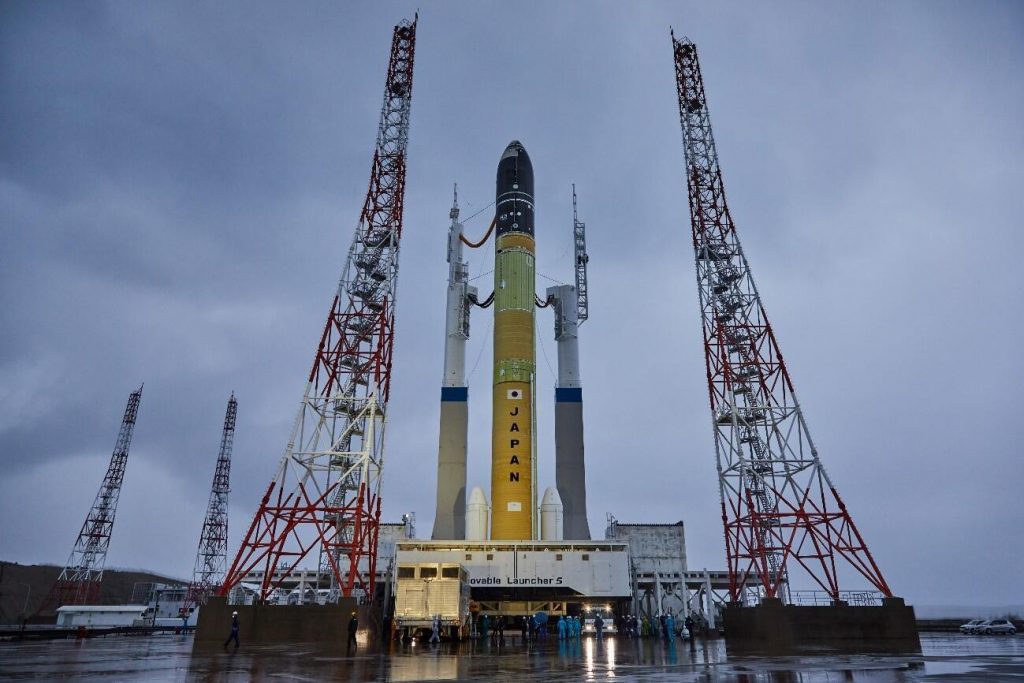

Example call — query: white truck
[394,562,471,640]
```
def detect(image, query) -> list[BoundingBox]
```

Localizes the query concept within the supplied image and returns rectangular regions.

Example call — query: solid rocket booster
[490,140,536,540]
[548,283,591,539]
[431,192,475,540]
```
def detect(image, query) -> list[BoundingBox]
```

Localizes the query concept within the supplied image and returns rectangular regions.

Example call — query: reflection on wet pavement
[0,634,1022,681]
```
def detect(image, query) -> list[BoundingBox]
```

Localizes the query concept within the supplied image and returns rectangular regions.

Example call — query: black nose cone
[495,140,534,237]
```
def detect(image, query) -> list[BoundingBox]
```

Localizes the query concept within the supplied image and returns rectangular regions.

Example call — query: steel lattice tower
[220,15,417,602]
[672,35,892,604]
[49,386,143,607]
[185,393,237,609]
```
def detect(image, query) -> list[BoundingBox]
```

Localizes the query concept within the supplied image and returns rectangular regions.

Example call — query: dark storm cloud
[1,1,1021,608]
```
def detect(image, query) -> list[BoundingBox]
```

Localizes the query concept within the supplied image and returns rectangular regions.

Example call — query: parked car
[960,619,987,634]
[982,620,1017,635]
[969,620,994,634]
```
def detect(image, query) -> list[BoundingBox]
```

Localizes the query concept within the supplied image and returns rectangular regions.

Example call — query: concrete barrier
[723,597,921,654]
[194,596,361,651]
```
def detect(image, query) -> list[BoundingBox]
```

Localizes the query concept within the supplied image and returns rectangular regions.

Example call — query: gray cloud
[1,1,1020,607]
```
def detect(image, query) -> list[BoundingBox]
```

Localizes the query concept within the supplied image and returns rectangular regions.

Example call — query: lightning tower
[185,393,237,609]
[672,36,892,604]
[48,386,143,607]
[220,15,417,602]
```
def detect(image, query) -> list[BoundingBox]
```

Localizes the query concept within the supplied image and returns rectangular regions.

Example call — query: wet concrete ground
[0,633,1022,681]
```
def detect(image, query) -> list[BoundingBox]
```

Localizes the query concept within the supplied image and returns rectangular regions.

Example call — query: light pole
[19,583,31,630]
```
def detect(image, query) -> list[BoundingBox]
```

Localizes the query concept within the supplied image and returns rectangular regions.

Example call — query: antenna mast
[47,386,143,607]
[185,393,237,610]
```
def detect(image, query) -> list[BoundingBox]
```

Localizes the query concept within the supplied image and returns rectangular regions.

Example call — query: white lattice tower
[185,393,237,609]
[48,386,143,608]
[221,16,417,603]
[672,35,892,604]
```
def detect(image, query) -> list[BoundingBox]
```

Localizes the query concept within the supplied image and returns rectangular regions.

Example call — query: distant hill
[914,604,1024,620]
[0,561,187,624]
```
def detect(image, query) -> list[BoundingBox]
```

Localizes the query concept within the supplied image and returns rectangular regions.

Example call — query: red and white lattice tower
[220,15,417,602]
[185,393,237,610]
[49,386,144,607]
[672,35,893,604]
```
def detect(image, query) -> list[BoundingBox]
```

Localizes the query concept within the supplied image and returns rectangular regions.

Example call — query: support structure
[572,185,589,325]
[220,15,417,603]
[672,35,892,604]
[47,386,143,608]
[547,186,591,539]
[432,187,477,540]
[185,393,237,610]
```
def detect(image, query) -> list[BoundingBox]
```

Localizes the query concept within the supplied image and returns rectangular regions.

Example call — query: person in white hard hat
[224,610,240,649]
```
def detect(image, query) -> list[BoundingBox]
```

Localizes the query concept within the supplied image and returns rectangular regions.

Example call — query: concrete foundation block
[194,596,365,651]
[723,597,921,654]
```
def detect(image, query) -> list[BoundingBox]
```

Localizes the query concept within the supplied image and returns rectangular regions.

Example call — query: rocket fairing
[490,140,537,540]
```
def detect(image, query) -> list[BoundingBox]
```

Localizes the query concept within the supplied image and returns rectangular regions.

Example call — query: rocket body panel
[433,397,468,539]
[549,283,590,539]
[555,398,590,539]
[490,380,533,538]
[491,140,537,540]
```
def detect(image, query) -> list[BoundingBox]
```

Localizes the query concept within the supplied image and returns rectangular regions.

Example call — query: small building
[605,516,733,629]
[55,605,149,628]
[605,518,688,620]
[130,582,199,627]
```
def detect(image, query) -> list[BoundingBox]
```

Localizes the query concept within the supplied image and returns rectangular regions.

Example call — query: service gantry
[185,393,237,610]
[46,386,143,608]
[220,15,417,602]
[671,35,892,604]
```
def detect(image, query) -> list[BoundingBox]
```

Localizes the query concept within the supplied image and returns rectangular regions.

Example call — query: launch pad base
[194,596,374,649]
[723,597,921,654]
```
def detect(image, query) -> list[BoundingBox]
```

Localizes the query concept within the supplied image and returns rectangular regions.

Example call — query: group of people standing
[473,613,568,643]
[473,613,508,641]
[556,615,586,639]
[617,612,697,640]
[423,610,706,645]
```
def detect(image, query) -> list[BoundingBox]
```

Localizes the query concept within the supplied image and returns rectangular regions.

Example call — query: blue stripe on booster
[555,387,583,403]
[441,387,468,402]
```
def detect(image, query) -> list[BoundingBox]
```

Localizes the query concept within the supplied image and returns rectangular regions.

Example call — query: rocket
[433,139,578,543]
[490,140,537,540]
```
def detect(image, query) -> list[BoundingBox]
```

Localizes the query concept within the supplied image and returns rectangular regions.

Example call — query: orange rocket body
[490,141,536,540]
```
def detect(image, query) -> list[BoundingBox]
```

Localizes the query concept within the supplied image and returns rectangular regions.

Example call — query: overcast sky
[2,1,1021,608]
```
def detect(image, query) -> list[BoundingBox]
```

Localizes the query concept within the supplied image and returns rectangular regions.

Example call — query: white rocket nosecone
[466,486,490,541]
[540,486,564,541]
